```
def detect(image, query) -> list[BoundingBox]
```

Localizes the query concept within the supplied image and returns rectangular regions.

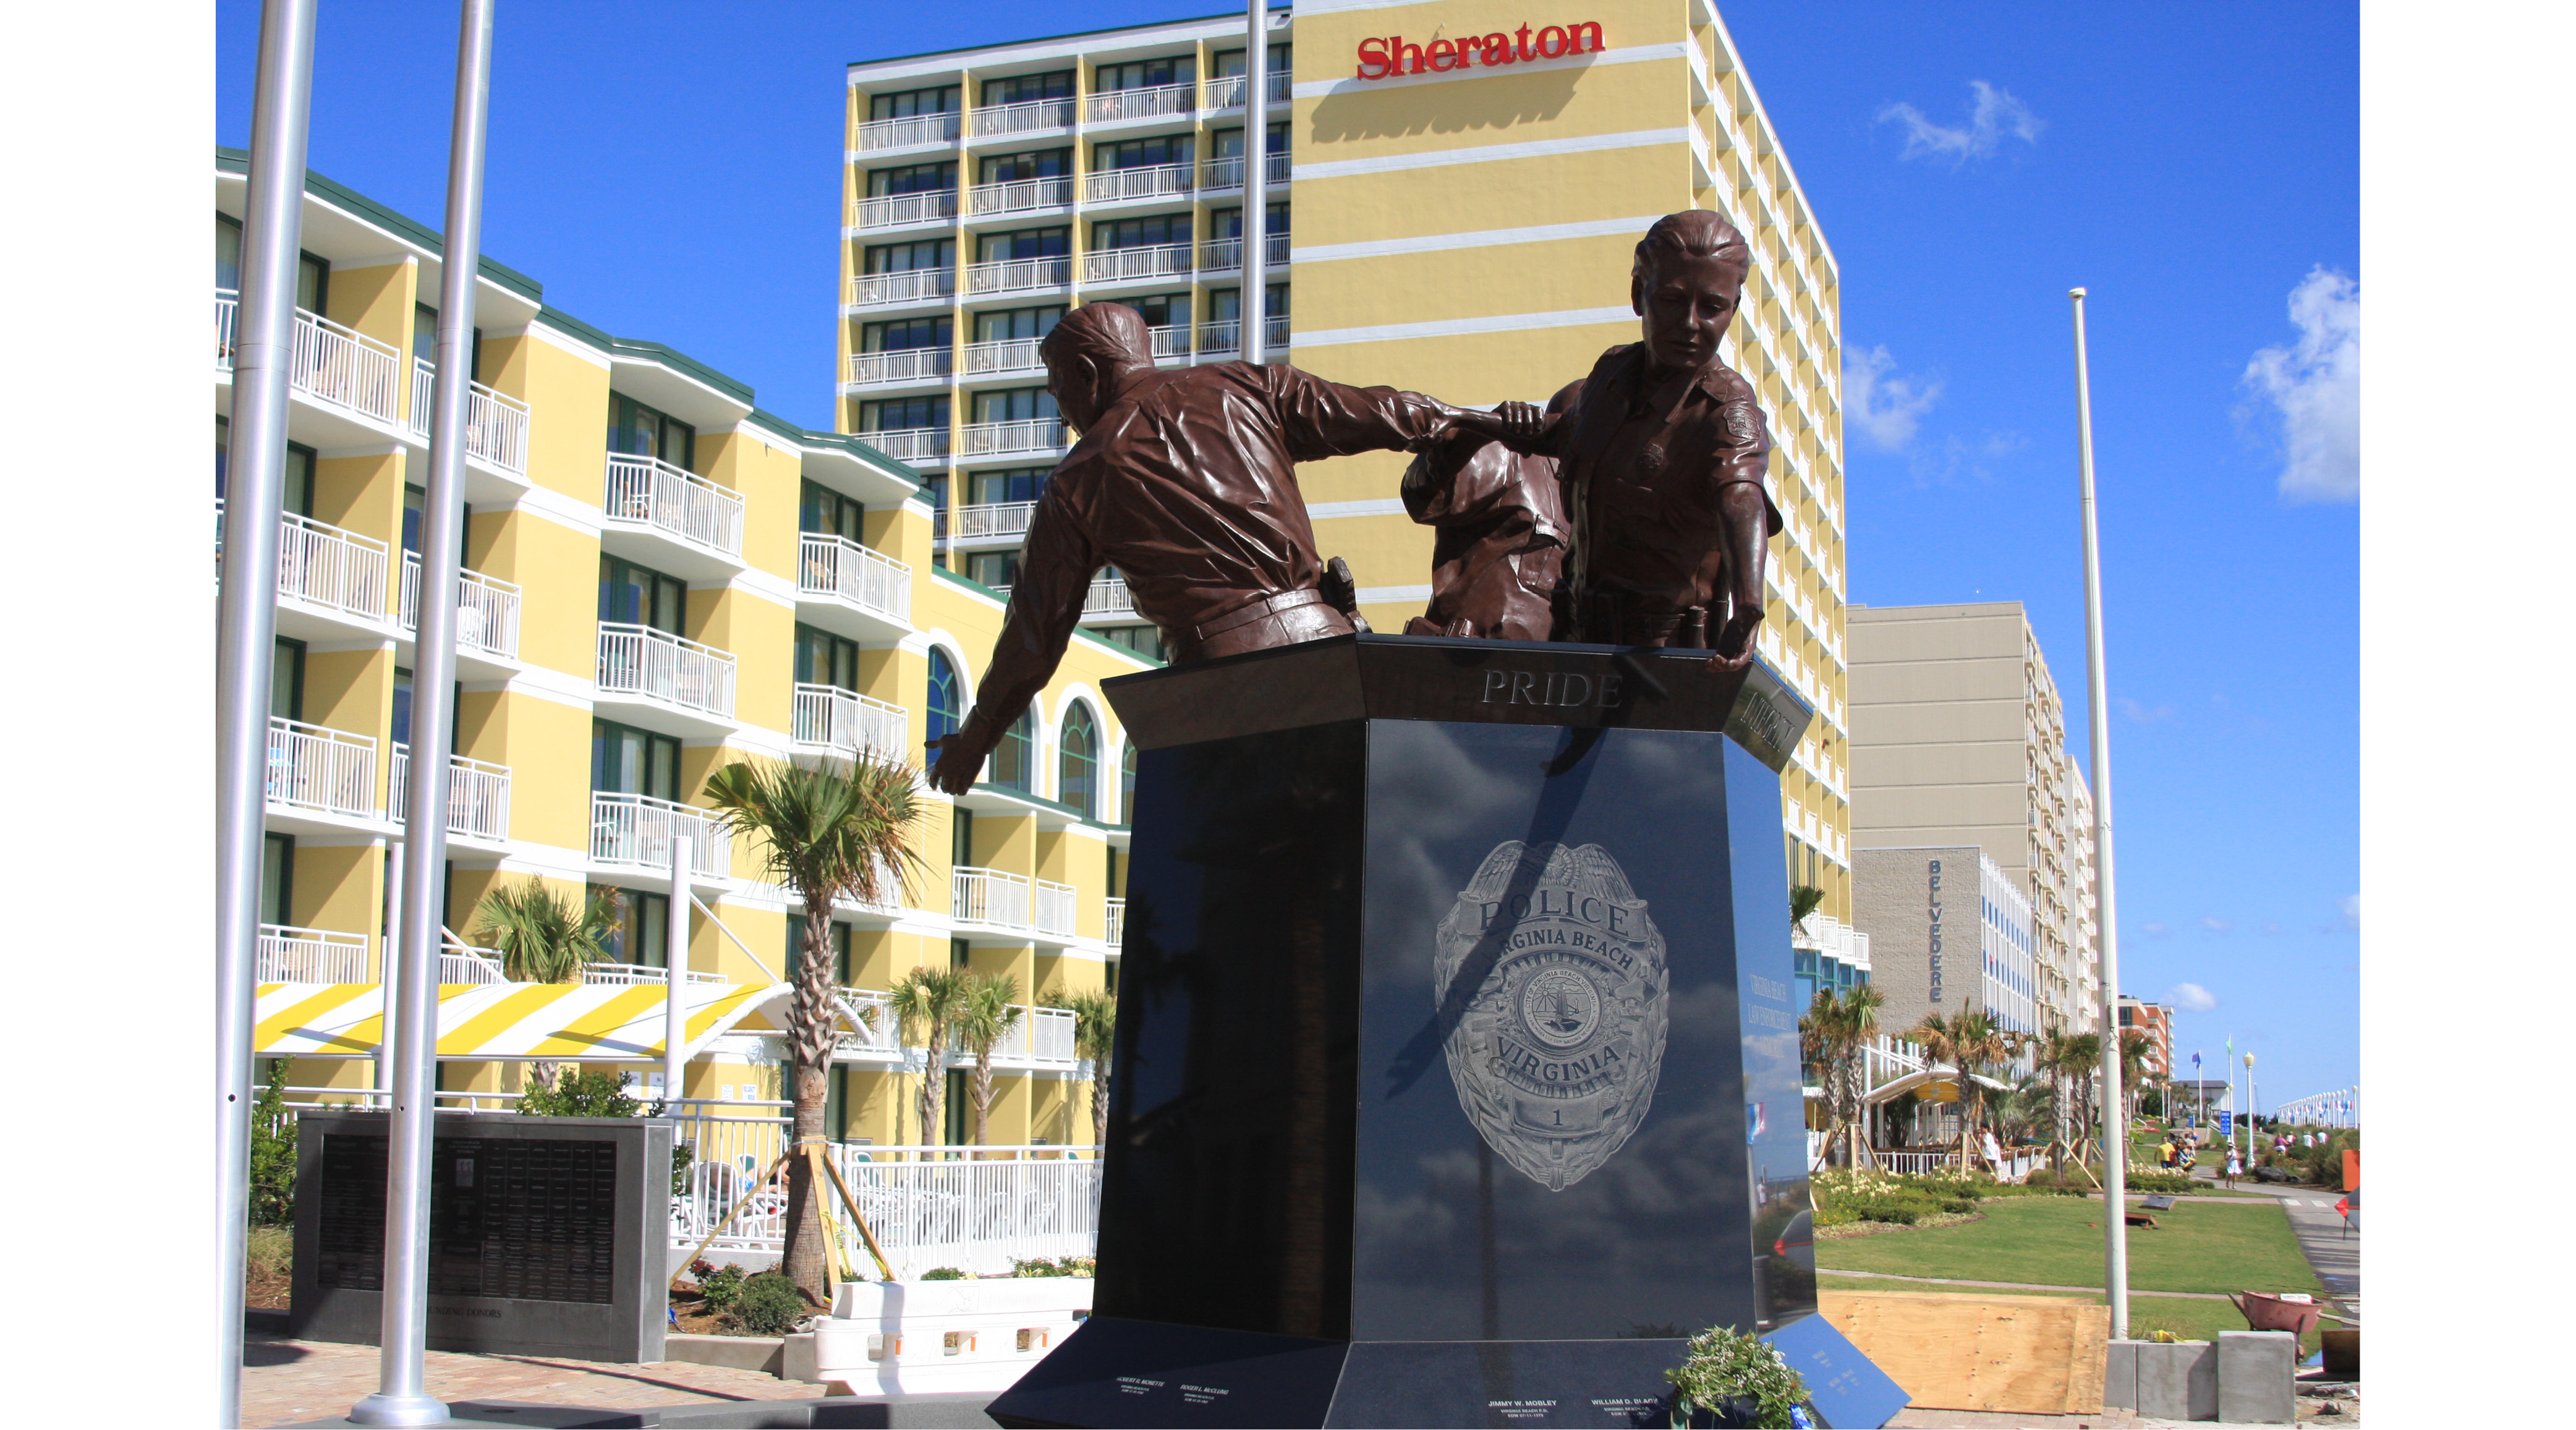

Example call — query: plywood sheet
[1817,1292,2109,1415]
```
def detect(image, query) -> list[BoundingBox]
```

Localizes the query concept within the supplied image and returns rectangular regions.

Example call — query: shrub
[726,1272,807,1335]
[920,1267,969,1280]
[1665,1324,1809,1429]
[249,1058,297,1227]
[693,1261,747,1313]
[1010,1256,1097,1278]
[520,1067,647,1118]
[247,1225,294,1279]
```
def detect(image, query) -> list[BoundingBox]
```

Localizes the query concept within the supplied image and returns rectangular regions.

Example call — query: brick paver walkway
[242,1334,822,1428]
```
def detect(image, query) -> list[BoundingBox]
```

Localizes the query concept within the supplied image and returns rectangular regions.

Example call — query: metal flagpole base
[349,1391,452,1426]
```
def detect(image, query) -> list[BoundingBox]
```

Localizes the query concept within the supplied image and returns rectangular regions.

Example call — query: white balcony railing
[401,553,523,660]
[267,717,379,820]
[1034,878,1076,937]
[965,255,1072,296]
[1084,82,1196,124]
[257,924,370,984]
[276,511,392,622]
[968,176,1074,216]
[1204,70,1290,109]
[855,110,960,150]
[1197,151,1290,190]
[846,347,951,385]
[793,684,911,759]
[1103,898,1126,947]
[1081,242,1192,284]
[958,336,1045,377]
[215,291,238,365]
[835,987,903,1053]
[848,268,955,307]
[389,744,512,842]
[407,358,532,475]
[216,292,407,428]
[971,96,1075,137]
[861,427,950,462]
[797,532,912,623]
[1085,575,1134,616]
[1082,163,1193,205]
[951,500,1037,540]
[1196,315,1288,356]
[851,190,958,229]
[590,791,731,879]
[957,419,1067,458]
[596,623,737,720]
[1150,324,1191,359]
[952,866,1031,929]
[440,946,512,985]
[1199,232,1293,272]
[581,962,728,989]
[603,453,745,558]
[949,1003,1079,1065]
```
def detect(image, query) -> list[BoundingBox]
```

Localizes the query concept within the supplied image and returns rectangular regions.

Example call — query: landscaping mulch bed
[1816,1211,1983,1240]
[668,1280,828,1337]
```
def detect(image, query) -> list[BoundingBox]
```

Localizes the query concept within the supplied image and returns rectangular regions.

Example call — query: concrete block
[2134,1340,2217,1421]
[2102,1339,2140,1409]
[661,1333,783,1374]
[781,1330,819,1385]
[2217,1330,2298,1424]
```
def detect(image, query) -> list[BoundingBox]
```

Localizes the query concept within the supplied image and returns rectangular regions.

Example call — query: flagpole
[1241,0,1269,367]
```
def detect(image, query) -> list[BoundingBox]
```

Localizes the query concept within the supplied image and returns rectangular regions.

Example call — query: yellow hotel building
[218,148,1149,1149]
[840,0,1854,918]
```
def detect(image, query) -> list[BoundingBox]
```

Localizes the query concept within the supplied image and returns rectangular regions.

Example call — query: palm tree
[1799,984,1883,1170]
[888,966,970,1148]
[1908,1011,1970,1152]
[2117,1028,2155,1138]
[2060,1031,2103,1158]
[472,879,621,1092]
[702,754,926,1304]
[952,973,1024,1147]
[1046,989,1118,1147]
[1788,883,1827,935]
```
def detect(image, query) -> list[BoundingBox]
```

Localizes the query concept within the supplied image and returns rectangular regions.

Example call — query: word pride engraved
[1434,841,1670,1191]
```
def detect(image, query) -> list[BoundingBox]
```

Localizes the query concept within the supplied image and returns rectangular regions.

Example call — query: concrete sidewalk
[241,1334,825,1428]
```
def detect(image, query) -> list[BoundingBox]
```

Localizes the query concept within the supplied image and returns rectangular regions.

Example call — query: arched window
[927,648,963,749]
[1120,741,1137,824]
[1058,703,1099,820]
[991,707,1037,791]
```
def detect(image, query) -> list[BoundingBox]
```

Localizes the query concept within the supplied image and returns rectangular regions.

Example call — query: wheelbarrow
[2230,1290,2322,1335]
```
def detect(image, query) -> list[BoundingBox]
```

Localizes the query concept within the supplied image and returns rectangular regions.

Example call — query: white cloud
[2339,894,2359,931]
[2242,268,2360,503]
[2140,921,2170,938]
[1843,346,1941,451]
[2200,917,2234,934]
[2172,982,2219,1013]
[1877,80,2044,163]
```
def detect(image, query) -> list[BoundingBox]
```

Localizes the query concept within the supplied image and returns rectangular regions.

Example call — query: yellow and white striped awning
[252,980,788,1062]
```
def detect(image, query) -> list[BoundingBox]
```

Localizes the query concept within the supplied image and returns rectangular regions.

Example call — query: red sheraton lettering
[1355,22,1603,79]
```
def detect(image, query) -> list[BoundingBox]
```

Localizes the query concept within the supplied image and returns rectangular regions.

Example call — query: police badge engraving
[1433,841,1670,1191]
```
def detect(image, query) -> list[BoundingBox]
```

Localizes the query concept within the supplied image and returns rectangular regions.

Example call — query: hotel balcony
[215,291,405,437]
[1080,242,1192,287]
[967,175,1074,218]
[1083,82,1196,125]
[1104,897,1125,948]
[964,255,1073,298]
[844,346,951,389]
[257,924,371,984]
[266,507,393,638]
[958,336,1045,380]
[580,962,729,989]
[854,109,960,151]
[1082,163,1193,206]
[406,357,531,482]
[956,418,1069,462]
[590,791,731,881]
[969,96,1075,139]
[1196,151,1291,192]
[793,684,909,762]
[796,532,912,641]
[833,987,903,1060]
[595,623,736,731]
[389,744,512,845]
[849,189,958,231]
[1204,70,1291,109]
[1149,324,1191,361]
[951,866,1078,943]
[1197,232,1292,274]
[948,500,1035,549]
[846,268,954,309]
[857,426,949,464]
[601,453,746,579]
[945,1002,1079,1070]
[989,574,1134,625]
[265,716,381,834]
[1194,315,1290,358]
[399,553,523,673]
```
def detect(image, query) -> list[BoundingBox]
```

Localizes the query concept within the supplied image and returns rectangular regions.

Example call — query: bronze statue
[927,302,1542,796]
[1396,384,1576,642]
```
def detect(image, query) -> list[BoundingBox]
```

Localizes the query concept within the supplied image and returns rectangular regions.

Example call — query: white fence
[854,111,960,150]
[1082,163,1192,205]
[793,684,910,760]
[401,554,522,660]
[597,623,737,719]
[968,176,1073,216]
[957,419,1066,458]
[257,924,370,983]
[590,791,733,879]
[604,454,745,558]
[1084,576,1134,616]
[277,511,391,621]
[953,866,1031,929]
[1197,151,1290,189]
[951,501,1037,541]
[1032,880,1076,938]
[1149,324,1191,359]
[1103,899,1124,947]
[1084,81,1194,124]
[970,98,1074,137]
[581,962,729,989]
[847,347,951,385]
[1081,242,1192,285]
[389,744,511,841]
[1195,315,1290,356]
[797,534,911,623]
[959,337,1044,377]
[965,256,1072,296]
[1875,1150,1961,1177]
[848,269,954,307]
[267,717,379,820]
[862,427,949,462]
[294,306,403,425]
[851,190,958,229]
[1203,70,1290,109]
[407,358,531,475]
[1197,232,1292,273]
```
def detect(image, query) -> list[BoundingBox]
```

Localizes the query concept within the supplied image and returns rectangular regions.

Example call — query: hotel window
[974,305,1063,343]
[969,467,1050,506]
[979,148,1070,183]
[868,160,956,198]
[1092,214,1189,252]
[1127,293,1191,332]
[1095,56,1193,92]
[1093,134,1192,172]
[927,649,965,744]
[607,393,694,469]
[870,84,959,121]
[864,237,954,275]
[598,555,686,636]
[271,637,305,722]
[859,394,949,435]
[596,886,668,969]
[973,386,1057,425]
[1210,203,1291,240]
[261,833,295,927]
[412,301,485,381]
[983,70,1073,107]
[951,811,975,870]
[220,215,328,312]
[1210,122,1290,161]
[978,227,1069,262]
[1120,741,1138,816]
[862,315,951,354]
[795,623,860,692]
[990,708,1038,793]
[1206,284,1290,323]
[1211,46,1292,80]
[1100,625,1166,663]
[592,720,681,801]
[218,423,313,517]
[964,551,1019,592]
[402,482,470,564]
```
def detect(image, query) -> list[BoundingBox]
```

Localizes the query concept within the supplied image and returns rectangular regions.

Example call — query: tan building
[1846,601,2100,1033]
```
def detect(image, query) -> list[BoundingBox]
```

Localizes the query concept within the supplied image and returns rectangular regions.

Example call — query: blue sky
[216,2,2358,1104]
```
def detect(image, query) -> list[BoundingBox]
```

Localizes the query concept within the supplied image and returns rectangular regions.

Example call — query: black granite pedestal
[989,635,1863,1429]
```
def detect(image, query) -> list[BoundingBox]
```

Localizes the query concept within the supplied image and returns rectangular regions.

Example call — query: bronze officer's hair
[1040,300,1152,368]
[1631,210,1753,289]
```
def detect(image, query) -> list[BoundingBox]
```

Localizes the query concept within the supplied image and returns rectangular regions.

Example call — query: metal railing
[855,110,960,150]
[959,336,1044,376]
[223,299,402,426]
[964,255,1072,296]
[1197,151,1290,190]
[859,427,949,462]
[836,988,901,1053]
[793,684,911,759]
[257,924,371,983]
[1196,232,1291,271]
[1084,575,1134,616]
[1080,242,1192,284]
[848,268,954,307]
[596,623,737,720]
[407,358,532,475]
[797,533,912,623]
[1103,898,1125,947]
[1149,324,1190,359]
[1195,315,1288,355]
[951,500,1037,540]
[266,717,379,820]
[215,291,239,365]
[970,96,1075,137]
[441,946,511,985]
[968,175,1074,216]
[846,347,951,385]
[1876,1150,1960,1177]
[389,744,511,842]
[1203,71,1290,108]
[957,418,1066,458]
[276,511,392,622]
[1084,81,1195,124]
[1033,879,1076,937]
[603,453,745,558]
[590,791,731,878]
[579,961,729,988]
[401,553,522,660]
[851,190,958,229]
[1082,163,1192,205]
[951,1003,1078,1065]
[953,866,1032,929]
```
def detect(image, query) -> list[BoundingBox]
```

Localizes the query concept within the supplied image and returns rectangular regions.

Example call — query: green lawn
[1816,1194,2321,1296]
[1816,1273,2340,1356]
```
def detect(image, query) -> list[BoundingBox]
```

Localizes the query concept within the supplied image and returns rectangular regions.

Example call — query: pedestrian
[2225,1147,2242,1187]
[2158,1135,2176,1170]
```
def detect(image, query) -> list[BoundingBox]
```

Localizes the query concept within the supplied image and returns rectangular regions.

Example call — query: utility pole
[215,1,318,1422]
[1241,0,1269,367]
[2070,287,2128,1340]
[352,2,496,1423]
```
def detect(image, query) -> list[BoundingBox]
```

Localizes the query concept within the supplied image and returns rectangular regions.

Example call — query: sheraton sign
[1355,22,1605,79]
